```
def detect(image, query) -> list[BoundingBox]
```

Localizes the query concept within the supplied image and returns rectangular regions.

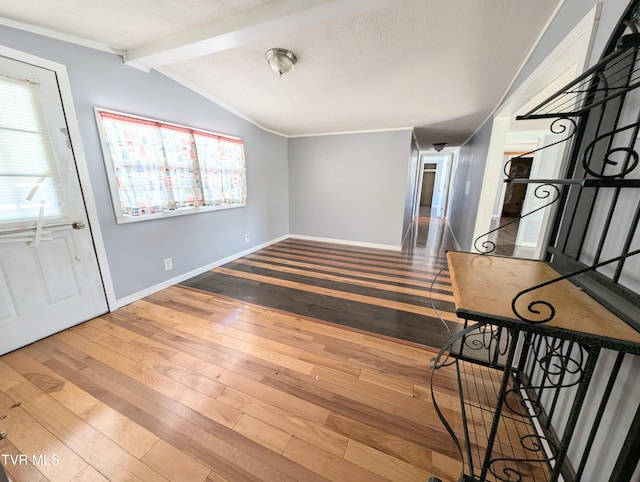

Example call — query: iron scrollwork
[502,117,578,179]
[488,434,559,482]
[505,336,586,418]
[511,248,640,323]
[582,121,640,178]
[473,183,560,254]
[473,117,576,255]
[462,323,510,366]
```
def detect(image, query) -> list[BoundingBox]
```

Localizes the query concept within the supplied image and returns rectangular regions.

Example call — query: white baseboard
[112,234,289,309]
[113,232,403,310]
[289,234,401,251]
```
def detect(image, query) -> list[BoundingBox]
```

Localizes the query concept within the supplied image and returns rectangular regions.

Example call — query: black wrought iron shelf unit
[429,2,640,481]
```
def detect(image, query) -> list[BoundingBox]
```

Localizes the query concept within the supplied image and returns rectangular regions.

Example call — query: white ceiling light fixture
[265,48,297,77]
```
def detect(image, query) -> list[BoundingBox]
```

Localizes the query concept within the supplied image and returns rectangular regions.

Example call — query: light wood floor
[0,218,464,482]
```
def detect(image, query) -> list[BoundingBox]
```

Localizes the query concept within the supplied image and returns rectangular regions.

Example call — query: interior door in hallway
[0,56,108,355]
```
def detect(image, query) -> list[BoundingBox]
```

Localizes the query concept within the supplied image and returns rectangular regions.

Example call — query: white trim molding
[113,234,289,309]
[289,234,400,251]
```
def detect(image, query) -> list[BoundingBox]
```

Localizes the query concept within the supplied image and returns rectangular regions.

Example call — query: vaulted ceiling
[0,0,563,148]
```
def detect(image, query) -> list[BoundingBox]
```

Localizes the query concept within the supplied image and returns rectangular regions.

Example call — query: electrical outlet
[163,258,173,271]
[245,233,250,243]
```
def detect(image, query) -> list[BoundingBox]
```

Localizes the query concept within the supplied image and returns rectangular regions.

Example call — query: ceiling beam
[123,0,395,69]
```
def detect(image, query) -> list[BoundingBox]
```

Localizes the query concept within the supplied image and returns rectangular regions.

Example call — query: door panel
[0,56,107,354]
[36,236,80,302]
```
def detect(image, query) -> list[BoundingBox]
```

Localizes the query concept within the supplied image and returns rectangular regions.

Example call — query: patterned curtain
[97,110,246,218]
[194,132,247,206]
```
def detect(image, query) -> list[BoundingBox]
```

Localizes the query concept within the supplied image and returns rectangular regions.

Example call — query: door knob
[72,221,86,230]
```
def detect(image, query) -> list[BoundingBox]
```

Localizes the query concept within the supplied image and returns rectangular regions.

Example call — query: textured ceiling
[0,0,563,148]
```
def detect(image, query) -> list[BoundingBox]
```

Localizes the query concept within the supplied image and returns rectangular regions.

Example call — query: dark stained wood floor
[181,218,464,350]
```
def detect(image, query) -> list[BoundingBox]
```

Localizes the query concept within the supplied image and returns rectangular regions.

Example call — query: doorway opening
[416,152,454,220]
[489,155,533,256]
[471,5,600,259]
[419,162,437,216]
[501,157,533,218]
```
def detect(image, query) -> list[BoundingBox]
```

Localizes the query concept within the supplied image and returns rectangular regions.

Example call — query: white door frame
[0,44,116,310]
[416,152,454,218]
[471,5,601,255]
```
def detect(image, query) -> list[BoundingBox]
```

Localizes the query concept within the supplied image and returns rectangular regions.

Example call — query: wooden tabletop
[446,251,640,347]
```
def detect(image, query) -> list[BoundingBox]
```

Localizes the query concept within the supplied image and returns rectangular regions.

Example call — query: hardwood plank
[215,266,454,318]
[174,286,453,358]
[89,316,146,342]
[261,369,460,458]
[183,418,331,482]
[181,274,460,348]
[205,471,231,482]
[233,257,455,302]
[431,452,463,482]
[298,351,362,378]
[254,256,449,285]
[184,434,291,482]
[88,329,227,401]
[69,466,109,482]
[282,437,387,482]
[134,300,308,359]
[55,330,144,376]
[106,311,268,382]
[7,351,160,459]
[324,412,432,470]
[141,440,211,482]
[150,292,329,356]
[310,365,431,416]
[81,403,159,459]
[174,322,315,375]
[0,360,26,392]
[358,368,415,396]
[232,414,292,454]
[78,361,225,441]
[6,382,170,482]
[179,231,462,348]
[217,387,348,456]
[0,391,88,482]
[280,248,450,273]
[171,351,330,425]
[130,367,242,428]
[343,438,433,482]
[0,438,47,482]
[35,337,89,372]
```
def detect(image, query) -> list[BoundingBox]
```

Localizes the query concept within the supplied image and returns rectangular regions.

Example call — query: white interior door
[0,56,107,355]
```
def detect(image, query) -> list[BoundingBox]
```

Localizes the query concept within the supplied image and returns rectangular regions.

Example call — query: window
[0,74,64,226]
[95,109,247,223]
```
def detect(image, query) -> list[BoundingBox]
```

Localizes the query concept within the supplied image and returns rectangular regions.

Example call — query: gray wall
[0,25,290,301]
[288,130,412,248]
[402,135,421,245]
[448,121,493,250]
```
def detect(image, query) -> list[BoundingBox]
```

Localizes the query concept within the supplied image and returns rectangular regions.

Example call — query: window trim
[94,107,247,224]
